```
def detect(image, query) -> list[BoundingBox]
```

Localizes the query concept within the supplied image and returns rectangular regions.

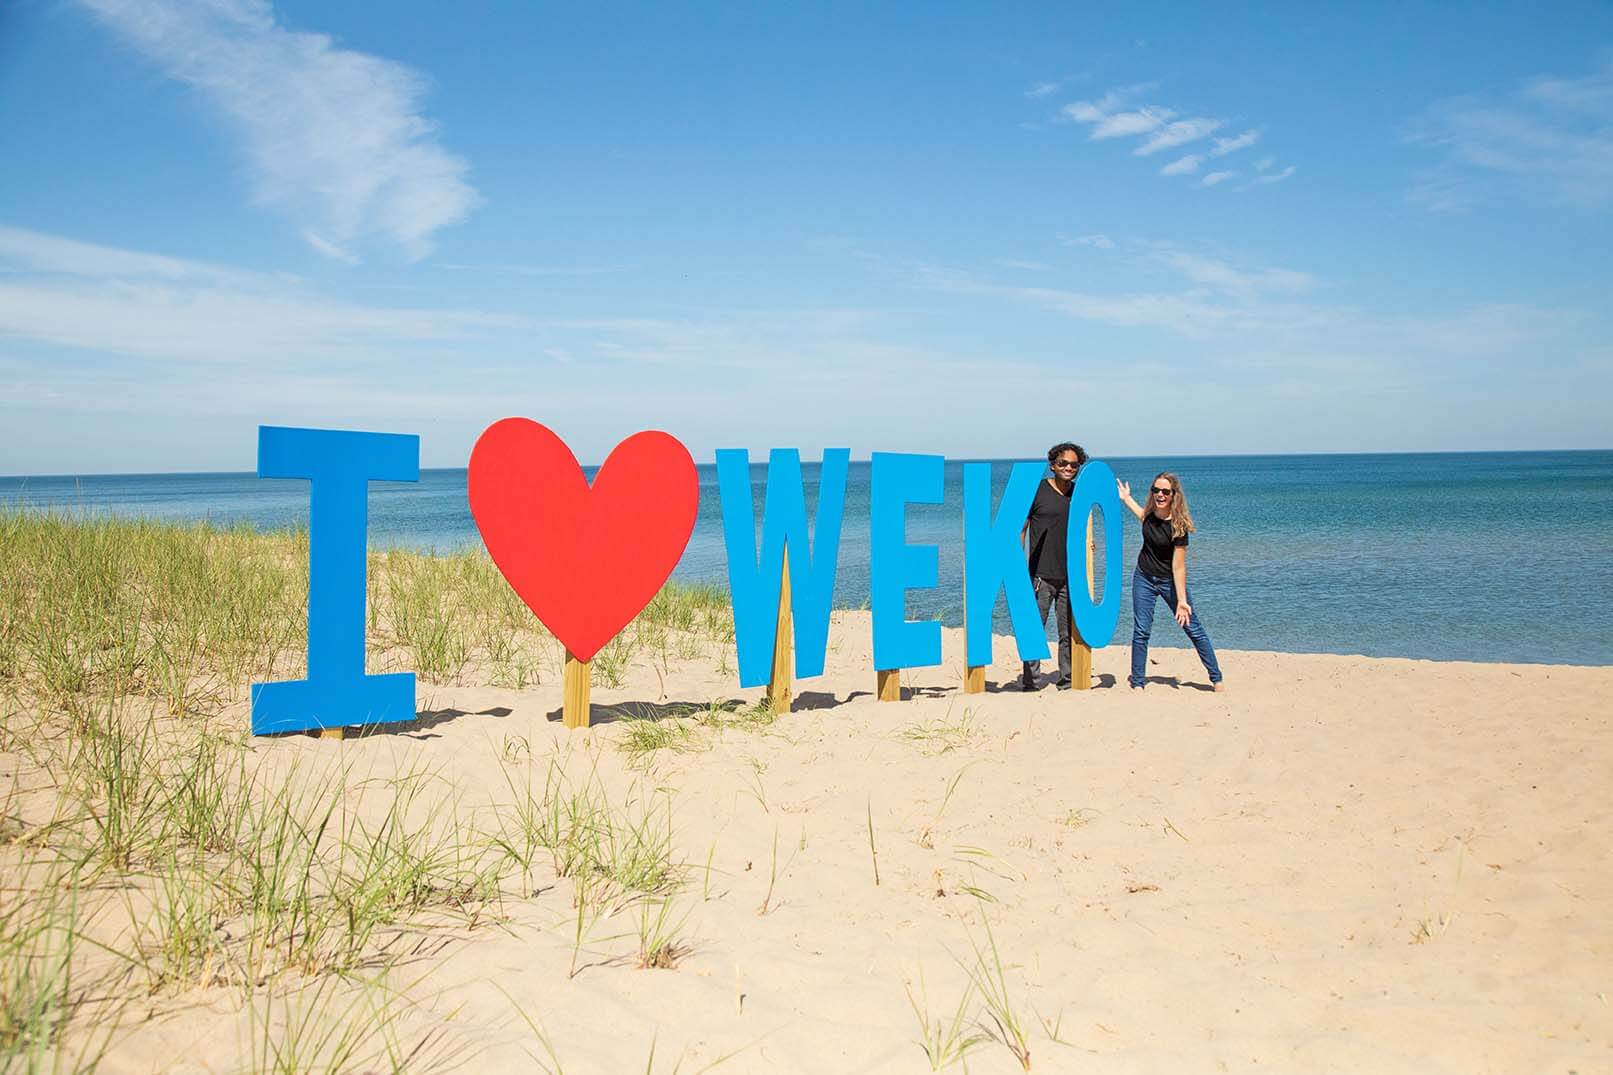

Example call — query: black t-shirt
[1024,479,1071,582]
[1137,513,1187,579]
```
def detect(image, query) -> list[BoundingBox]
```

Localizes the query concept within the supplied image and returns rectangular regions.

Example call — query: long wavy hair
[1151,471,1195,539]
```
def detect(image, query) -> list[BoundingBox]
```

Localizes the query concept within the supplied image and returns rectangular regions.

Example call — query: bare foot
[1213,682,1226,693]
[1130,685,1144,693]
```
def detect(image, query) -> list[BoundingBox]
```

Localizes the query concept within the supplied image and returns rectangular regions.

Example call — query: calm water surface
[4,451,1610,666]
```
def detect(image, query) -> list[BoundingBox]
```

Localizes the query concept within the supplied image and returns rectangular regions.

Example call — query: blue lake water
[4,451,1611,666]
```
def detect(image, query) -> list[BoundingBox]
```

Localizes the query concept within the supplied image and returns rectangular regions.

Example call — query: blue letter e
[870,452,945,672]
[251,426,418,735]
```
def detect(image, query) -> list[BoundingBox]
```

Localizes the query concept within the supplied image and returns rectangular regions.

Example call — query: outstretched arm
[1116,479,1146,521]
[1172,545,1192,626]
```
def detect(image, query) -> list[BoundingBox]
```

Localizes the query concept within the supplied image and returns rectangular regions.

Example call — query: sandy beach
[10,601,1607,1074]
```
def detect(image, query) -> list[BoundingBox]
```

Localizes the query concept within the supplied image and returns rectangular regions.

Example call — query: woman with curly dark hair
[1019,441,1088,690]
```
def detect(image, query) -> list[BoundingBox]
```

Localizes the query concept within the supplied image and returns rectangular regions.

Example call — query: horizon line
[3,445,1610,482]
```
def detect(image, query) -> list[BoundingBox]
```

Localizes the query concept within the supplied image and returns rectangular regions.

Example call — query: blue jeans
[1129,571,1222,688]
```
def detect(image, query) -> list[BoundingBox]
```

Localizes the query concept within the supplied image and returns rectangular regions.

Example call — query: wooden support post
[768,553,792,713]
[963,545,985,693]
[879,482,915,704]
[1070,515,1095,690]
[877,668,902,702]
[564,650,591,728]
[317,726,345,740]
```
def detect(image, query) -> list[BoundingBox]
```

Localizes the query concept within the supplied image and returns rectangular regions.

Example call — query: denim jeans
[1023,576,1072,686]
[1129,571,1222,688]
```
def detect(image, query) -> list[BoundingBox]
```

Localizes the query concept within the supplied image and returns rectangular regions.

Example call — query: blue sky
[1,1,1610,473]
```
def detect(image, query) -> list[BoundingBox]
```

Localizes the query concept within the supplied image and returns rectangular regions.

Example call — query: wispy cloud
[1060,82,1158,123]
[1210,129,1260,157]
[0,225,286,286]
[1092,107,1174,140]
[73,0,481,260]
[440,263,626,277]
[1062,234,1116,250]
[1136,117,1222,155]
[916,251,1590,391]
[1054,83,1289,188]
[1407,55,1613,211]
[1149,249,1313,297]
[1251,165,1295,185]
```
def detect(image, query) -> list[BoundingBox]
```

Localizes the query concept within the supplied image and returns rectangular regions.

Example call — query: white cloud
[0,224,283,285]
[1407,56,1613,210]
[1255,156,1275,172]
[301,231,360,264]
[1026,81,1060,98]
[74,0,481,259]
[1054,83,1286,189]
[1061,82,1157,123]
[1135,117,1221,155]
[1063,234,1116,249]
[1150,249,1313,297]
[1252,165,1296,185]
[1092,107,1174,139]
[1210,129,1261,157]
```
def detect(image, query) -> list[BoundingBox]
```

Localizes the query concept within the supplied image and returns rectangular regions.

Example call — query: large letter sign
[869,452,945,672]
[1066,460,1124,646]
[248,416,1133,735]
[962,461,1051,668]
[251,426,418,735]
[717,448,849,689]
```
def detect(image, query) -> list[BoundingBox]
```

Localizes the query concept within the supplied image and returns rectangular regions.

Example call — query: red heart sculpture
[467,418,699,662]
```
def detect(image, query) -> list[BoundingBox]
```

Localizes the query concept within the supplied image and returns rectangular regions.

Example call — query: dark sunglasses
[1150,486,1174,496]
[1052,459,1081,469]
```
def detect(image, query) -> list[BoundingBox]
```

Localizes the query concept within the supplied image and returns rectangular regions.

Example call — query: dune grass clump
[898,707,981,756]
[611,697,779,766]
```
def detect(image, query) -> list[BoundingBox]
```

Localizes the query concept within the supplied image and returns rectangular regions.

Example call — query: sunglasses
[1150,486,1174,496]
[1052,459,1081,469]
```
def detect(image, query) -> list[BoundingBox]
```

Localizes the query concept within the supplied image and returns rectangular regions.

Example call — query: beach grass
[0,509,735,716]
[0,511,739,1068]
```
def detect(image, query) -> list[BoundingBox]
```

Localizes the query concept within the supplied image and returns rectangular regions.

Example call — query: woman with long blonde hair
[1116,471,1224,692]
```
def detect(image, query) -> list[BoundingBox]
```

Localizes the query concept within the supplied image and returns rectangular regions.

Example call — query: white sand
[75,613,1613,1072]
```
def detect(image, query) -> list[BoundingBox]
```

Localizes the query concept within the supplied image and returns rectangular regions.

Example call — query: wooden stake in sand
[768,552,792,713]
[564,650,592,728]
[963,542,986,694]
[877,668,901,702]
[1070,514,1096,690]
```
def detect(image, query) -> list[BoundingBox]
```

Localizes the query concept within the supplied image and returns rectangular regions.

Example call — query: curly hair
[1046,442,1088,470]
